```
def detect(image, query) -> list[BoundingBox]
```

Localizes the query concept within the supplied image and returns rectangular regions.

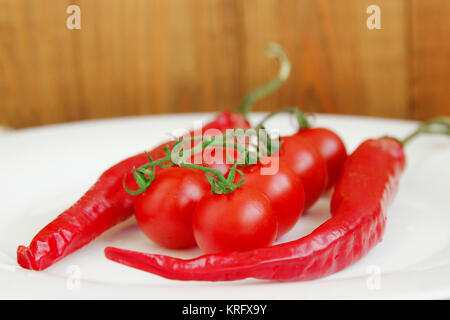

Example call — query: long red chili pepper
[17,43,291,271]
[104,118,449,281]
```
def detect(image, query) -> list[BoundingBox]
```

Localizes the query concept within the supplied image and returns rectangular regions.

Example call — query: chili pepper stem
[401,117,450,146]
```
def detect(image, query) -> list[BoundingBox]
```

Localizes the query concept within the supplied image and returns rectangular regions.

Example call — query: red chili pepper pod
[17,152,150,270]
[17,112,250,271]
[104,137,405,281]
[330,138,405,215]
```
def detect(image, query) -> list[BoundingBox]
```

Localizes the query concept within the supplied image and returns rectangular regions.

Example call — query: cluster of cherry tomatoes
[132,120,347,254]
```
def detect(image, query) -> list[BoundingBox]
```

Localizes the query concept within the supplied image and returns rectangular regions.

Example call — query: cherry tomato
[134,167,209,249]
[277,135,328,209]
[240,158,305,237]
[297,128,347,190]
[193,186,277,254]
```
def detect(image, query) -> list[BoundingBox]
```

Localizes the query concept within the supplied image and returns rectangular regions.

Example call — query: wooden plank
[0,0,445,128]
[410,0,450,120]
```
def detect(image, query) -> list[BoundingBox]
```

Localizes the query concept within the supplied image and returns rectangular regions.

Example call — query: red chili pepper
[104,137,406,281]
[17,112,250,271]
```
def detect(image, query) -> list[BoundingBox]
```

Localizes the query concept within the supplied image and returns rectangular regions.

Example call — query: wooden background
[0,0,449,129]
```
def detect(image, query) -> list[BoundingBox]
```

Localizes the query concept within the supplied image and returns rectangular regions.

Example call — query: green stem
[237,43,291,117]
[254,106,310,132]
[175,138,216,163]
[179,163,229,184]
[179,163,244,194]
[141,155,171,169]
[401,116,450,146]
[124,132,255,195]
[172,134,251,165]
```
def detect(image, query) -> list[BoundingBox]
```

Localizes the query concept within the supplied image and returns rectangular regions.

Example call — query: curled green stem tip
[237,43,291,117]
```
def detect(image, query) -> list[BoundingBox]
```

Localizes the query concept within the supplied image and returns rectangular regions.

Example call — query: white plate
[0,113,449,299]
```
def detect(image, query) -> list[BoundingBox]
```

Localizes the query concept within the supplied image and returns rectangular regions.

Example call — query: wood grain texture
[0,0,448,128]
[410,0,450,120]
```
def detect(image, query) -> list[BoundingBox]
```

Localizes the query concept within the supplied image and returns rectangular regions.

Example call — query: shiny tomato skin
[134,167,209,249]
[193,186,277,254]
[277,135,328,210]
[240,158,305,237]
[297,128,347,190]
